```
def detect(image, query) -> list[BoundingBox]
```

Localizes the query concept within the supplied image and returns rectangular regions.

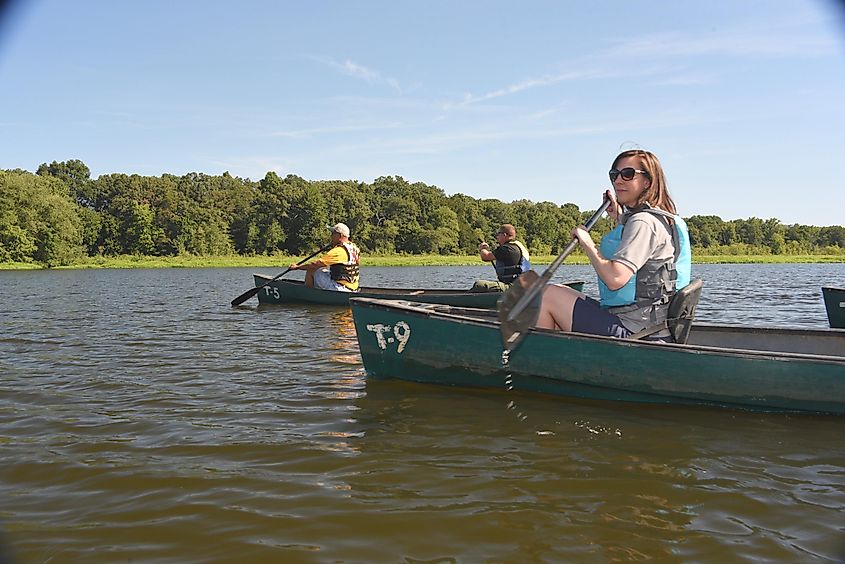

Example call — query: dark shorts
[571,296,632,338]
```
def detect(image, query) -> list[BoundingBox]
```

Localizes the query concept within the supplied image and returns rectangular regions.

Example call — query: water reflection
[351,381,845,560]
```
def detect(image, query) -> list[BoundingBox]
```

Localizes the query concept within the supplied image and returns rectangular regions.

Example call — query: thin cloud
[268,121,403,139]
[329,103,778,158]
[454,68,607,107]
[656,72,718,86]
[310,55,403,93]
[449,63,680,109]
[451,15,838,109]
[603,25,838,59]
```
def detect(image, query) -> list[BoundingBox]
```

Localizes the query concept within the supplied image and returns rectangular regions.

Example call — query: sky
[1,0,845,227]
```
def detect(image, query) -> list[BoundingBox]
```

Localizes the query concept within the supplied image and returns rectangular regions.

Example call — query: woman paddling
[536,149,691,341]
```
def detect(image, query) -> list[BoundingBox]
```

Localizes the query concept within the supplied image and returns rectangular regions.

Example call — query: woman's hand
[571,226,596,252]
[604,189,622,223]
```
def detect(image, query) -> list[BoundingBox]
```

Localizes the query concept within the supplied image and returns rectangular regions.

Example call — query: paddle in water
[498,197,611,352]
[230,243,333,306]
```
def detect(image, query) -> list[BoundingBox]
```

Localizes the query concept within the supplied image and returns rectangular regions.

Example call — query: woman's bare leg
[535,284,582,331]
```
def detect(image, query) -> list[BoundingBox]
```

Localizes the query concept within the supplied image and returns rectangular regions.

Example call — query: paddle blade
[231,286,260,307]
[497,270,542,352]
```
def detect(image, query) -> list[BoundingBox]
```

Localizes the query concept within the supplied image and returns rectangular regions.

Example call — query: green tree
[445,193,487,253]
[0,170,83,265]
[283,175,328,253]
[430,205,460,253]
[37,159,94,208]
[817,225,845,248]
[734,218,764,246]
[316,179,372,250]
[762,218,785,254]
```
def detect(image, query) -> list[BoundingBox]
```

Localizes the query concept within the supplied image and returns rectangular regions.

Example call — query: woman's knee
[538,285,577,330]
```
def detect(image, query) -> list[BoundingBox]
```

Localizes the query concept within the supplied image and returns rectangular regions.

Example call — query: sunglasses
[609,167,649,182]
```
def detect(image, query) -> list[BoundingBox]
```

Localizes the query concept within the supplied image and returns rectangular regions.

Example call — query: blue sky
[2,0,845,226]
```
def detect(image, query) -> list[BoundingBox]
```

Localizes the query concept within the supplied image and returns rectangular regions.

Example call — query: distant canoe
[350,297,845,414]
[823,287,845,329]
[253,275,585,308]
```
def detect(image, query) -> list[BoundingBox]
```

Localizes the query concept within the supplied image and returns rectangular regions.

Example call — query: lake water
[1,263,844,562]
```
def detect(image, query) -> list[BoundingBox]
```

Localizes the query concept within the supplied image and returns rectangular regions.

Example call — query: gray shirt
[611,210,677,334]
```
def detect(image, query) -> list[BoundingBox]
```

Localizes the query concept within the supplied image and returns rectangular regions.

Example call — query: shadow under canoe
[350,297,845,415]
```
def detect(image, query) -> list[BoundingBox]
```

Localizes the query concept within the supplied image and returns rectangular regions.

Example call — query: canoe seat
[627,278,704,344]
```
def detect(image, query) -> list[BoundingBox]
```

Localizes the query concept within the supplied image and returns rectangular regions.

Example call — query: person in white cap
[288,222,361,291]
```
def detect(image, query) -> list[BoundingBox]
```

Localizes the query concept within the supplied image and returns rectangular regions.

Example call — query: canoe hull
[823,286,845,329]
[253,276,584,308]
[350,297,845,414]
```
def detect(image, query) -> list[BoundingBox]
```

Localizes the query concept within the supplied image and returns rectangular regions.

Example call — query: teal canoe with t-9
[349,297,845,415]
[252,275,584,308]
[823,287,845,329]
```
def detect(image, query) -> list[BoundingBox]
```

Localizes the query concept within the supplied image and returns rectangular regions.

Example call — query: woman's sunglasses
[609,167,649,182]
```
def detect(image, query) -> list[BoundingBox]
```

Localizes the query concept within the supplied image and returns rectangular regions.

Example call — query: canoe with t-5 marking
[350,297,845,414]
[253,275,584,308]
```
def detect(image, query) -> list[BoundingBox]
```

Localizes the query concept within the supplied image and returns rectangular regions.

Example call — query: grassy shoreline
[2,253,844,270]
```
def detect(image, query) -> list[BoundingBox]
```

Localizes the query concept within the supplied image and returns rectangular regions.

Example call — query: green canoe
[823,286,845,329]
[253,275,584,308]
[350,297,845,414]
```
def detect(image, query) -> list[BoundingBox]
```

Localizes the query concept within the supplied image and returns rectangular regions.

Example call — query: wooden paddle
[498,197,611,352]
[230,243,333,306]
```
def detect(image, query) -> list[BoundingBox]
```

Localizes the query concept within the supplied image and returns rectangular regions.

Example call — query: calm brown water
[1,264,843,562]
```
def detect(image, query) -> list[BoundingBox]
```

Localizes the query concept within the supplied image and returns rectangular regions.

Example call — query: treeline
[1,159,843,266]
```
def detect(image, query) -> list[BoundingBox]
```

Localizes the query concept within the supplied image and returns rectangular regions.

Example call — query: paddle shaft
[504,198,611,322]
[230,243,333,306]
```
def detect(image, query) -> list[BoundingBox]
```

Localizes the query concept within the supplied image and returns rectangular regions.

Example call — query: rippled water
[1,263,843,562]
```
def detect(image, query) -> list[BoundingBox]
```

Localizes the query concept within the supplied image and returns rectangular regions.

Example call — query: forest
[2,159,844,267]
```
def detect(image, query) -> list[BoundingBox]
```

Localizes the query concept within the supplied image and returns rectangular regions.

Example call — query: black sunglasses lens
[620,167,636,180]
[609,170,619,181]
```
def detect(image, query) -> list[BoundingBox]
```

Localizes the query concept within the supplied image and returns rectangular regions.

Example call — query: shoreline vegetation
[3,163,844,270]
[2,253,843,271]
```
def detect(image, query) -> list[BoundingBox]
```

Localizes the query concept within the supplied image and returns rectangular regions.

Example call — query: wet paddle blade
[497,270,542,351]
[231,286,262,307]
[497,197,611,353]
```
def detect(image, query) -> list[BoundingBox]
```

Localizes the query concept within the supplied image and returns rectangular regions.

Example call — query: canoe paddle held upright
[498,197,611,353]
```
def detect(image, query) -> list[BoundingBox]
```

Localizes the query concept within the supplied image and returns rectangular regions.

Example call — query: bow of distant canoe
[823,287,845,329]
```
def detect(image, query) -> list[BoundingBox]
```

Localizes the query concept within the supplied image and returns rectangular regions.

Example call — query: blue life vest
[494,241,531,284]
[598,209,691,308]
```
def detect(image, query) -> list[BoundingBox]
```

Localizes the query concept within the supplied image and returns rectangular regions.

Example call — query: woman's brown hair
[612,149,676,215]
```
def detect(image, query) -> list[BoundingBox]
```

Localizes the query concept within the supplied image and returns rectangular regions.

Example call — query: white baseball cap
[328,222,350,237]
